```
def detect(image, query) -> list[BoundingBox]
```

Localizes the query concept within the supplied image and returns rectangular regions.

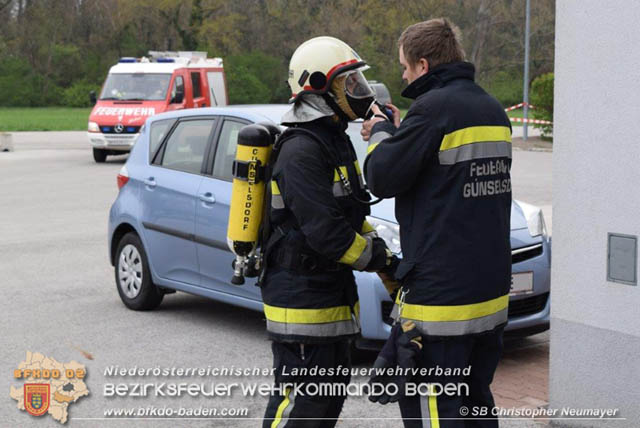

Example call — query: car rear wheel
[115,232,163,310]
[93,148,107,163]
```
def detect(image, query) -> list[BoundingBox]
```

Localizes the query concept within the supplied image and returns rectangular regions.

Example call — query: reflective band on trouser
[419,386,440,428]
[271,181,285,209]
[264,304,360,337]
[439,126,512,151]
[370,131,392,145]
[271,386,295,428]
[438,141,512,165]
[398,294,509,336]
[338,233,372,270]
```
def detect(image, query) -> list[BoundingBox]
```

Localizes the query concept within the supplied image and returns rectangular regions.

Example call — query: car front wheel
[115,232,163,310]
[93,148,107,163]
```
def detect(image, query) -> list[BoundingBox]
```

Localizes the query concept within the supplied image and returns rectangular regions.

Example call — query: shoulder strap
[258,127,334,258]
[272,127,339,167]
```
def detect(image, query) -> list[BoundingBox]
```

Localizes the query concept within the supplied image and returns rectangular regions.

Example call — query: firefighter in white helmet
[260,36,400,427]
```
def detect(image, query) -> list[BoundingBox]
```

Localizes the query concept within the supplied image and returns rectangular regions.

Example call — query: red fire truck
[87,51,228,162]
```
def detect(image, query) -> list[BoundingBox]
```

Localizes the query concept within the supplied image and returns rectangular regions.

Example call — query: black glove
[368,323,399,405]
[365,238,393,272]
[368,321,423,404]
[376,254,401,296]
[380,255,400,279]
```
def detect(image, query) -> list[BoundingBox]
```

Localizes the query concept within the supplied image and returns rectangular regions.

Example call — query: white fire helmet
[287,36,375,120]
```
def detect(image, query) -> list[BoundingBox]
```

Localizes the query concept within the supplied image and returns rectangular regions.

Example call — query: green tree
[530,72,553,137]
[225,64,270,104]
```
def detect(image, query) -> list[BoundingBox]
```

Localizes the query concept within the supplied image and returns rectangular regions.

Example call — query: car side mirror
[172,87,184,104]
[89,91,97,105]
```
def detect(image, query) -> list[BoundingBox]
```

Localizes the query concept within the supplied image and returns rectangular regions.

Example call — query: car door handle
[199,192,216,204]
[143,177,156,188]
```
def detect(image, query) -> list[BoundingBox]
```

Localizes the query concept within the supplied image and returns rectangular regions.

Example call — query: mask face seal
[330,70,375,120]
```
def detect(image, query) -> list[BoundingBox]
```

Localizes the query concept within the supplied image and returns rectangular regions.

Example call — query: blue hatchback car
[108,105,551,349]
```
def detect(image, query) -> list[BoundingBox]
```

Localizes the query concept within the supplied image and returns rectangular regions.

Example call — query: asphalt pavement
[0,131,551,427]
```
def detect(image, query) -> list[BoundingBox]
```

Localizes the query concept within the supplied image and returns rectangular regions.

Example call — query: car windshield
[99,73,172,101]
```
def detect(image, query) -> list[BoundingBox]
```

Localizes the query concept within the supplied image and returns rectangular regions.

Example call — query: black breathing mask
[331,70,376,121]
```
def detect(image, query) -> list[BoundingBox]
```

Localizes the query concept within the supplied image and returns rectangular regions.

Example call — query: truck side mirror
[89,91,97,106]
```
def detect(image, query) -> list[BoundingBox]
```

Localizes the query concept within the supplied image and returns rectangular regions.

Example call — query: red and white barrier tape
[504,102,537,112]
[505,102,551,124]
[509,117,552,125]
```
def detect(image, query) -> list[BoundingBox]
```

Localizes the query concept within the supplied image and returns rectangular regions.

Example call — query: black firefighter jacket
[364,62,512,337]
[261,117,382,344]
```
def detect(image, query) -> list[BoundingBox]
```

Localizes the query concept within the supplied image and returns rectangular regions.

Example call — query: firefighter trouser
[398,327,504,428]
[263,340,351,428]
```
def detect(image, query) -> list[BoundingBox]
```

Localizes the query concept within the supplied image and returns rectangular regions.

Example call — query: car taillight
[117,166,129,189]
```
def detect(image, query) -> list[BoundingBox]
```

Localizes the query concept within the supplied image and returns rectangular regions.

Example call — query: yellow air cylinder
[227,124,272,261]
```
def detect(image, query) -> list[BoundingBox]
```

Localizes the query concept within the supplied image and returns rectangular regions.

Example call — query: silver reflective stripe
[357,173,365,188]
[266,319,360,337]
[363,231,378,239]
[389,303,399,320]
[402,307,508,336]
[275,387,295,428]
[420,394,432,428]
[370,130,393,145]
[352,236,373,271]
[438,141,511,165]
[332,182,350,197]
[271,194,285,209]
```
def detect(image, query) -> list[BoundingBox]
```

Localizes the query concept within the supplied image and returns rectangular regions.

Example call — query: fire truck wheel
[93,148,107,163]
[115,232,164,310]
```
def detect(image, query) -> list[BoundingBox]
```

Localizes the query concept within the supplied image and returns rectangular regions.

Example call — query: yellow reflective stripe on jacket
[263,303,352,324]
[271,181,281,195]
[333,166,349,182]
[338,233,370,269]
[353,161,365,187]
[439,126,512,152]
[367,142,379,155]
[271,181,285,209]
[397,294,508,322]
[361,220,376,235]
[354,161,362,176]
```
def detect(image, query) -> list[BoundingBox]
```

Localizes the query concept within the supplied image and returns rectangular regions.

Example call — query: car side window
[149,119,175,161]
[212,119,248,181]
[159,119,215,175]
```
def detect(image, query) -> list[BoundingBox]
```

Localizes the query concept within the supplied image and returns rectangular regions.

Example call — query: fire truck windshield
[99,73,172,101]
